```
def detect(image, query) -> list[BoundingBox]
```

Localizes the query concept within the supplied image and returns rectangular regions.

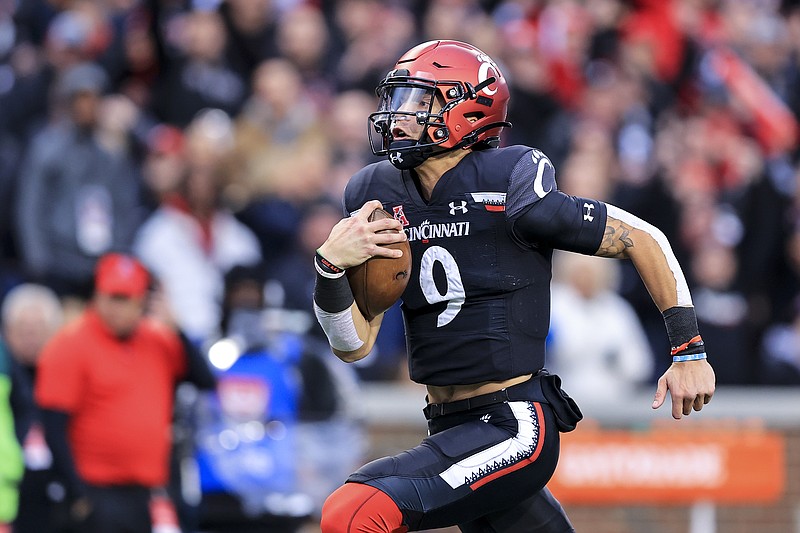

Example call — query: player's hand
[317,200,407,269]
[652,359,715,419]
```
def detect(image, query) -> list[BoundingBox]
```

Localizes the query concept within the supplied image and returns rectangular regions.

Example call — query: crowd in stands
[1,0,800,530]
[1,0,800,383]
[0,0,798,387]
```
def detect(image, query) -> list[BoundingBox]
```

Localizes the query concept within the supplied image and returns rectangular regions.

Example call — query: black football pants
[347,397,574,531]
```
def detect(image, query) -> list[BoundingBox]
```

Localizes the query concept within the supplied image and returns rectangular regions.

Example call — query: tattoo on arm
[596,217,634,258]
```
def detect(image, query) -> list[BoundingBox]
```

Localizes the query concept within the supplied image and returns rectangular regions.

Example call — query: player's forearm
[614,225,682,311]
[332,305,382,362]
[313,268,382,363]
[595,204,692,312]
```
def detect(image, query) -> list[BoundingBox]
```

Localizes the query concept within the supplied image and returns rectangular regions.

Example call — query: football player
[312,40,715,533]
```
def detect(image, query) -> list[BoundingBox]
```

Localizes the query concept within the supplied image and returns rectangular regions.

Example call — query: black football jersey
[343,145,607,386]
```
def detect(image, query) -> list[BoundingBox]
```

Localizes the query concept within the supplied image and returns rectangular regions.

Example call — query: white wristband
[313,302,365,352]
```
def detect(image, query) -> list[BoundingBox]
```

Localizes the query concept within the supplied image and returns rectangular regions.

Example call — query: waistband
[423,371,547,420]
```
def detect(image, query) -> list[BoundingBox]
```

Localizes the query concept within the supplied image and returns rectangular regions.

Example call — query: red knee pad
[320,483,407,533]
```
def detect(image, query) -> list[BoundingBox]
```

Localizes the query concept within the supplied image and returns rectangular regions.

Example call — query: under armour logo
[449,201,468,215]
[583,202,595,222]
[390,152,403,164]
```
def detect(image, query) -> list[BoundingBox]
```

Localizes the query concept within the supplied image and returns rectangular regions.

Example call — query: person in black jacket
[1,283,64,533]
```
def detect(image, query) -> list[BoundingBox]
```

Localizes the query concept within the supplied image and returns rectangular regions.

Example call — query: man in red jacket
[35,253,214,533]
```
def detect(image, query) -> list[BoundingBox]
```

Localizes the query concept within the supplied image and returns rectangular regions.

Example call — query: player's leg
[320,399,559,532]
[320,482,408,533]
[457,487,574,533]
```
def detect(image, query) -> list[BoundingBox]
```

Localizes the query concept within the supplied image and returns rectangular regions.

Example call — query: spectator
[140,124,188,213]
[760,311,800,385]
[758,220,800,385]
[134,110,262,344]
[99,5,161,111]
[14,62,141,301]
[218,0,279,81]
[332,0,417,94]
[34,253,215,533]
[734,158,796,343]
[151,9,247,127]
[0,342,23,533]
[323,89,384,200]
[1,7,111,143]
[0,7,118,297]
[690,242,752,385]
[500,34,570,164]
[275,3,336,106]
[196,264,365,530]
[230,57,332,257]
[548,251,655,403]
[1,283,64,533]
[231,57,330,202]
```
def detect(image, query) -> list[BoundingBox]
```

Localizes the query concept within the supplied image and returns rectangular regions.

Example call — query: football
[347,208,411,321]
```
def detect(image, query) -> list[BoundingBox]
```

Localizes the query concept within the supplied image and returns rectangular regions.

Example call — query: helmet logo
[476,54,499,96]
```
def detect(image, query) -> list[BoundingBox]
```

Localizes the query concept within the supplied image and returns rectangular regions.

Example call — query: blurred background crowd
[1,0,800,531]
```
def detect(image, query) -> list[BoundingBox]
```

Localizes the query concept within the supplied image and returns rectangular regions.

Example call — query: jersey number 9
[419,246,465,327]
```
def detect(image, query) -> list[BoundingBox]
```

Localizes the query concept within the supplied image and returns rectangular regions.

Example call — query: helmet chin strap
[387,120,513,169]
[451,121,513,150]
[388,139,433,170]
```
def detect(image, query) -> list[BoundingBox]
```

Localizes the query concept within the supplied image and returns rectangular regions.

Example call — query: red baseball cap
[94,253,150,298]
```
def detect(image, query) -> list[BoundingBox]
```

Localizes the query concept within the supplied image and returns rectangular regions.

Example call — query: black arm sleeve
[313,273,355,313]
[511,190,608,255]
[40,408,86,500]
[178,331,216,391]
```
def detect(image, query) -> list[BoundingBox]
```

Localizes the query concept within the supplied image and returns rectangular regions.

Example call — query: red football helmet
[368,40,512,169]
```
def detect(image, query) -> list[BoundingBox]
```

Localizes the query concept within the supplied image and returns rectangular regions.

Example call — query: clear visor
[377,86,435,113]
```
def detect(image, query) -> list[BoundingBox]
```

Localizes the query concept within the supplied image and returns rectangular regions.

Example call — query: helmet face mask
[368,76,453,168]
[368,40,511,170]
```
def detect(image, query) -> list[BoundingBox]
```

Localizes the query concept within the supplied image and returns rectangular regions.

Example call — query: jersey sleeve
[505,148,559,219]
[342,166,372,217]
[35,332,85,413]
[506,148,608,255]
